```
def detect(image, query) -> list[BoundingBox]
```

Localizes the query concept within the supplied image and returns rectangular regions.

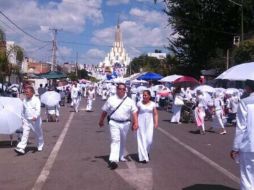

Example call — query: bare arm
[153,107,159,128]
[132,111,138,131]
[98,111,107,128]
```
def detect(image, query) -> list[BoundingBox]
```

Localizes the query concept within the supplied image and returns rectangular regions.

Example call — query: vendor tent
[159,74,183,82]
[37,71,67,79]
[137,72,163,81]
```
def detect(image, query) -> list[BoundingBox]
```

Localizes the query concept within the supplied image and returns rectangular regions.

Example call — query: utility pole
[228,0,244,42]
[49,28,62,71]
[75,52,78,78]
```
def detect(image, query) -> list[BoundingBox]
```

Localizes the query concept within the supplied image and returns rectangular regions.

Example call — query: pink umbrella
[158,91,170,97]
[173,76,200,84]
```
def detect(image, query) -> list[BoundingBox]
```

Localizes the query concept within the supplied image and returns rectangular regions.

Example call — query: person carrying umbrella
[15,86,44,155]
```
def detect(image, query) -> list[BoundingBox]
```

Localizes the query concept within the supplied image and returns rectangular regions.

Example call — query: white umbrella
[194,85,215,93]
[225,88,239,95]
[136,86,148,93]
[41,91,61,107]
[159,74,183,82]
[216,62,254,81]
[131,79,148,84]
[151,85,165,92]
[0,97,23,134]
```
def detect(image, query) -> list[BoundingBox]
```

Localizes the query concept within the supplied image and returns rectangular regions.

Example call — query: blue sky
[0,0,172,65]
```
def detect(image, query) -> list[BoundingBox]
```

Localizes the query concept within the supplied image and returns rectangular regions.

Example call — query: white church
[95,22,131,80]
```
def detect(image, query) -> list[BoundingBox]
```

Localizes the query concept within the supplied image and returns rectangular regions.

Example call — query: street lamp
[228,0,244,42]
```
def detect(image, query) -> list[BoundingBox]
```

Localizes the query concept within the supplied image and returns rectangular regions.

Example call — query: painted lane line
[157,127,240,184]
[116,151,153,190]
[125,151,136,169]
[32,112,75,190]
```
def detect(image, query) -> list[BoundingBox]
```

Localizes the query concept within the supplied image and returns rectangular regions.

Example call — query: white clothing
[102,89,108,100]
[233,92,254,190]
[171,104,182,123]
[71,86,80,99]
[212,98,225,129]
[137,101,156,162]
[233,93,254,152]
[102,94,137,162]
[228,96,239,114]
[239,152,254,190]
[17,95,44,150]
[86,89,95,111]
[71,86,81,112]
[109,120,130,162]
[102,95,137,121]
[171,94,183,123]
[46,104,60,116]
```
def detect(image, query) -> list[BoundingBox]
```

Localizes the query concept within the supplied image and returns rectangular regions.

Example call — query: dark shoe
[140,160,148,164]
[109,161,118,170]
[14,147,25,155]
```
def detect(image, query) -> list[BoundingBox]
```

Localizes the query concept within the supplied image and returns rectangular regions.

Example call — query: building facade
[97,22,131,79]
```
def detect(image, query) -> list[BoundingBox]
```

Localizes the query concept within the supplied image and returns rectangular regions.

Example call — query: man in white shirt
[71,81,81,112]
[99,83,138,170]
[15,86,44,155]
[231,80,254,190]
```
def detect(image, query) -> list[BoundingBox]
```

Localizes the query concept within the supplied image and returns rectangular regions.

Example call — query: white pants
[72,97,80,112]
[86,99,93,111]
[171,104,182,123]
[109,120,130,162]
[212,110,224,129]
[17,118,44,150]
[137,123,153,162]
[240,152,254,190]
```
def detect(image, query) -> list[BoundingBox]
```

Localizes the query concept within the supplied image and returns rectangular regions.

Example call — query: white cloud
[129,8,167,25]
[106,0,129,6]
[81,48,106,65]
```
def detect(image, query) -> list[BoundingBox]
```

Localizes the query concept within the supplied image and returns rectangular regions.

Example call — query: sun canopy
[137,72,163,81]
[159,74,183,82]
[216,62,254,81]
[37,71,67,79]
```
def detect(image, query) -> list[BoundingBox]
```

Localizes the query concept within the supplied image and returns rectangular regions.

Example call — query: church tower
[98,20,131,78]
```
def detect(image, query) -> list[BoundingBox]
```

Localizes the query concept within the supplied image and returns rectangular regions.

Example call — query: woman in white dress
[171,87,184,124]
[137,90,158,163]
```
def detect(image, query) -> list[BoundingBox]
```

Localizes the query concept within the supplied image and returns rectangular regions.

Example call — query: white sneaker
[37,147,43,152]
[14,147,25,155]
[120,158,128,162]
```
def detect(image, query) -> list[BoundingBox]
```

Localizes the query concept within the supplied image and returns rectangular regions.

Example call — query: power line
[0,10,50,43]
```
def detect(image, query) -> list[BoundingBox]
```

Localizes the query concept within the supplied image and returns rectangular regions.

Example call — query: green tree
[157,0,254,76]
[232,39,254,64]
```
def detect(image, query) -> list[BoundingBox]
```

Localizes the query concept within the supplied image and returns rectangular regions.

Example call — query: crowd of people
[2,77,254,190]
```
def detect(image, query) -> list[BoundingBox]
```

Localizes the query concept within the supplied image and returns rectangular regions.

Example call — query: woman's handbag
[174,96,184,106]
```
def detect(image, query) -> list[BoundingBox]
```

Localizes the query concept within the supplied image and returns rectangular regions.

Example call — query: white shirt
[23,95,41,120]
[102,94,137,121]
[71,86,80,98]
[233,92,254,152]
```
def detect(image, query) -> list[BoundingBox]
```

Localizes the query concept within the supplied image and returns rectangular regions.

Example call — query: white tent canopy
[159,74,183,82]
[216,62,254,81]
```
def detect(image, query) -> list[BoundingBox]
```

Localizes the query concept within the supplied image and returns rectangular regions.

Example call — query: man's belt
[111,118,131,123]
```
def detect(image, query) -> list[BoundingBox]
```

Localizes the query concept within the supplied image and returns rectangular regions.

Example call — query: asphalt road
[0,97,240,190]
